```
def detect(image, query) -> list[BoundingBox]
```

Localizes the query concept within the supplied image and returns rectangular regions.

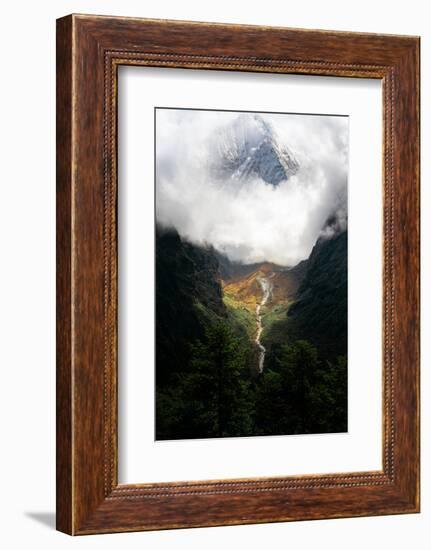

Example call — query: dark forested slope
[156,226,226,386]
[263,230,347,364]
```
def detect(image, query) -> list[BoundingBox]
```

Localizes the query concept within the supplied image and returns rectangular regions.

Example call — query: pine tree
[156,320,254,439]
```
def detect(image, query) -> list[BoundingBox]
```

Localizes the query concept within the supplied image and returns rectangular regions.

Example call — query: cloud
[155,108,348,266]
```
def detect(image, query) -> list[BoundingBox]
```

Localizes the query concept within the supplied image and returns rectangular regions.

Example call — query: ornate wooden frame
[56,14,420,535]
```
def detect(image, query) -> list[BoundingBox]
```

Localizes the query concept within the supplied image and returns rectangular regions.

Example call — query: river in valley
[255,274,274,372]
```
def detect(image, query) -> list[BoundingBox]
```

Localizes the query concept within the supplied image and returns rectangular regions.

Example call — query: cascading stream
[255,274,273,372]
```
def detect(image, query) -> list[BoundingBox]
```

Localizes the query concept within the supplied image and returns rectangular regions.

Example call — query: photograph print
[155,107,348,441]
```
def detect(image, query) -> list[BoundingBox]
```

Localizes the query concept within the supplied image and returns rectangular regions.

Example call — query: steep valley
[156,225,347,439]
[222,262,305,372]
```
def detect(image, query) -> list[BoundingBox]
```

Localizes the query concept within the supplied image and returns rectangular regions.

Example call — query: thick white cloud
[156,108,348,266]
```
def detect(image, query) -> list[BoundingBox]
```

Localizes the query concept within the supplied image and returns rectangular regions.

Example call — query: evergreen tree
[255,340,347,435]
[156,320,254,439]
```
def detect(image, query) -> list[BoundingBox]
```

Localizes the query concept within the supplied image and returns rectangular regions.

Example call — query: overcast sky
[155,108,348,266]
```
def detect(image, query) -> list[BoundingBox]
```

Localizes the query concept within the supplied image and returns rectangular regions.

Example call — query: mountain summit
[210,113,299,186]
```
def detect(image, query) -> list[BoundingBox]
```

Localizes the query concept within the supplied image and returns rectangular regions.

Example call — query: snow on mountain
[210,113,299,186]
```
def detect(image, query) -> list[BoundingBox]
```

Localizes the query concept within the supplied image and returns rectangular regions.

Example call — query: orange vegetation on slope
[222,264,303,314]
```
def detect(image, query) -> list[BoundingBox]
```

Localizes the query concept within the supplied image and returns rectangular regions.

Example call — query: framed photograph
[56,14,420,535]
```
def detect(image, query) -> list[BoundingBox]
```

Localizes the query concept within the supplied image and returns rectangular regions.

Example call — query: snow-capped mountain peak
[210,113,299,186]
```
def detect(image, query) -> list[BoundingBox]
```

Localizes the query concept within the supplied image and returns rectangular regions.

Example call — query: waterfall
[255,275,273,372]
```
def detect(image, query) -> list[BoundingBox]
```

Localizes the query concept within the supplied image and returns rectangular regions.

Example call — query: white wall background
[0,0,427,548]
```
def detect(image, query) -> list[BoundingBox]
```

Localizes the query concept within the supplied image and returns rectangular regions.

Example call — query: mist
[155,108,348,267]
